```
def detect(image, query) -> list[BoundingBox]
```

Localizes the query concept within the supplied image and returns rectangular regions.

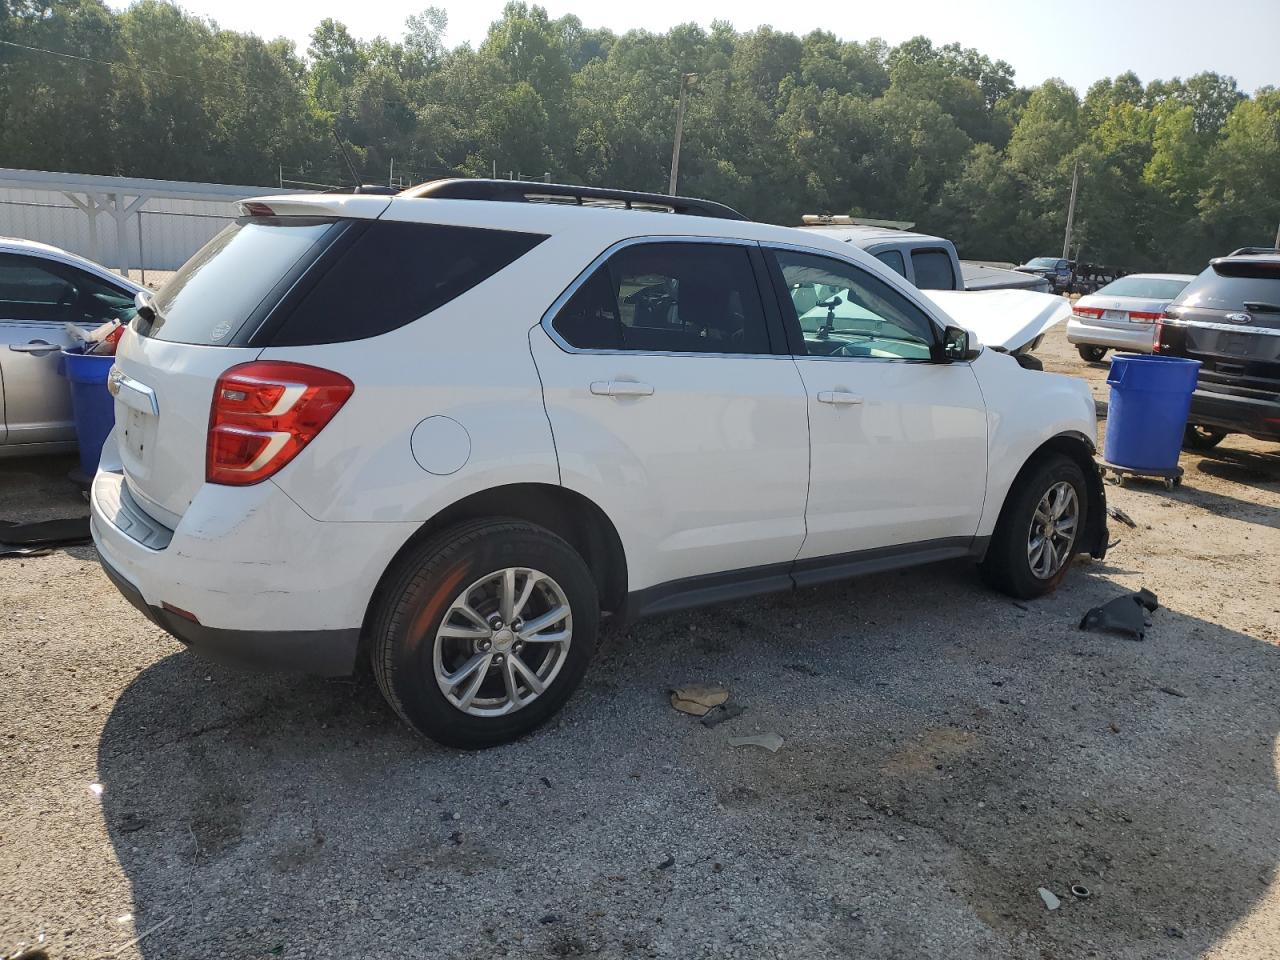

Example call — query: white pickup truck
[799,217,1052,295]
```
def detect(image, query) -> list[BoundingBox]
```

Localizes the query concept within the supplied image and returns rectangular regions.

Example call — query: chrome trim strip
[107,367,160,415]
[1163,319,1280,338]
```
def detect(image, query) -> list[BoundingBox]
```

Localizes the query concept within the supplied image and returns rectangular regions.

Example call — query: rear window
[1172,262,1280,312]
[268,220,547,346]
[141,219,339,344]
[910,249,956,290]
[1096,276,1191,300]
[874,249,906,278]
[140,218,547,346]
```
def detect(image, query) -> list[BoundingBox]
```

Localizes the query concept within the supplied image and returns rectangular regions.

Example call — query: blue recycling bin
[1103,353,1202,472]
[60,347,117,478]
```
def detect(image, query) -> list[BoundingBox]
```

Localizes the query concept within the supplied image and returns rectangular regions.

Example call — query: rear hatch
[112,196,390,526]
[1163,257,1280,396]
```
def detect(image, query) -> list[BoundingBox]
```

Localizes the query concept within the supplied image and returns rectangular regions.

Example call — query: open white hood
[922,289,1071,353]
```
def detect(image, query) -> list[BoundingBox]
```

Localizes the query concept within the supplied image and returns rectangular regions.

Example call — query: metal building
[0,167,291,273]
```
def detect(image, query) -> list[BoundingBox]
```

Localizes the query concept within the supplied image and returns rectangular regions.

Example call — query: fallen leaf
[670,685,729,717]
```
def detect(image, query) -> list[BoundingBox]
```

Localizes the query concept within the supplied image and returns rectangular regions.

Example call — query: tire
[370,518,598,749]
[1077,344,1108,363]
[979,453,1089,600]
[1182,424,1227,450]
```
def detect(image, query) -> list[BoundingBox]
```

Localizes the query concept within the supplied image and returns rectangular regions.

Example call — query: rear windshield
[1172,262,1280,312]
[1096,276,1190,300]
[141,219,339,344]
[139,218,547,346]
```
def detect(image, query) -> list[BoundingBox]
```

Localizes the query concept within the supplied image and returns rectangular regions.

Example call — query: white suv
[91,180,1107,748]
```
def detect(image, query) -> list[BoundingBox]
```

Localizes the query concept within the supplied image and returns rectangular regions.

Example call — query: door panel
[0,320,78,445]
[795,359,987,557]
[765,246,988,558]
[532,330,810,590]
[531,239,810,593]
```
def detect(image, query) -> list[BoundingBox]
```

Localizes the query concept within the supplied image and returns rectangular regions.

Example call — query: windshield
[1095,276,1191,300]
[141,218,340,344]
[1172,262,1280,312]
[1024,257,1060,268]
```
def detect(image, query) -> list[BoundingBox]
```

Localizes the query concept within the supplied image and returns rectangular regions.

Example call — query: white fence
[0,168,292,272]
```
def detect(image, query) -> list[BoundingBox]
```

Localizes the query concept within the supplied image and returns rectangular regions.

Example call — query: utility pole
[1062,159,1080,260]
[668,72,698,195]
[389,157,394,188]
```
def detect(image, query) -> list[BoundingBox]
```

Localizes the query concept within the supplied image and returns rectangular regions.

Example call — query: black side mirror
[932,325,980,363]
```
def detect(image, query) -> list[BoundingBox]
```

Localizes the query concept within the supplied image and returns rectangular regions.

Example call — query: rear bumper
[1066,318,1154,352]
[1189,387,1280,441]
[99,556,360,675]
[90,462,418,675]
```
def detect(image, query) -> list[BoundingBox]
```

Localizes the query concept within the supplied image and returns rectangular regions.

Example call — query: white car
[1066,273,1195,362]
[91,180,1108,748]
[0,237,142,456]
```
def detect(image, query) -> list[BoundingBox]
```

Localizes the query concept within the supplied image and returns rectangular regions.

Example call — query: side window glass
[0,254,77,321]
[773,250,937,361]
[910,249,956,290]
[552,242,770,355]
[64,267,138,324]
[874,249,906,278]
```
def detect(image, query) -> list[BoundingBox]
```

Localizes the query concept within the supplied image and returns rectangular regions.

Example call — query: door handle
[9,340,60,355]
[817,390,863,405]
[590,380,655,398]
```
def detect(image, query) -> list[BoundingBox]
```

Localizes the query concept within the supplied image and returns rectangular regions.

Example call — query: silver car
[1065,273,1195,362]
[0,237,141,457]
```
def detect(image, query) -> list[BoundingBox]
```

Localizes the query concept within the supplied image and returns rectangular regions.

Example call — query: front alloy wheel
[1026,481,1079,580]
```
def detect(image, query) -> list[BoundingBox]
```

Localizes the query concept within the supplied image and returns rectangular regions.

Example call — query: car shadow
[1193,443,1280,487]
[96,561,1278,959]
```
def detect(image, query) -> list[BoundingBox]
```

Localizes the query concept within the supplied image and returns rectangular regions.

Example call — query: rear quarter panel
[969,349,1099,538]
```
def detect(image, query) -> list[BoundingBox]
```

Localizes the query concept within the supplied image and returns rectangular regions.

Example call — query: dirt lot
[2,327,1278,960]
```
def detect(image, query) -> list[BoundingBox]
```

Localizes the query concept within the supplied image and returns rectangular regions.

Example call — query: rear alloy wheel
[1182,424,1227,450]
[371,519,598,749]
[1077,344,1108,363]
[980,454,1088,599]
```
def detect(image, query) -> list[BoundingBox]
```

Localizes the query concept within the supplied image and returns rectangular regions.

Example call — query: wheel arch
[984,430,1107,561]
[359,483,629,655]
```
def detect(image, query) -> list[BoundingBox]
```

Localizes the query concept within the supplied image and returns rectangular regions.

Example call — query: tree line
[2,0,1278,270]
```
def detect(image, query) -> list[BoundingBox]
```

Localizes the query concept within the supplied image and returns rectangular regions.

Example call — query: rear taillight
[1129,311,1162,321]
[207,361,353,486]
[1153,312,1174,352]
[1074,306,1103,319]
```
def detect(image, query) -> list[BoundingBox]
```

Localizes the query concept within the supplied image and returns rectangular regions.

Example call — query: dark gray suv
[1156,248,1280,448]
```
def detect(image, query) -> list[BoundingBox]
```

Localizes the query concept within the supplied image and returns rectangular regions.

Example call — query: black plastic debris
[700,702,746,728]
[1107,505,1137,528]
[1079,589,1159,640]
[0,517,91,553]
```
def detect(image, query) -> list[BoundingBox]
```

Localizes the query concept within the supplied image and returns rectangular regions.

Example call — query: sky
[109,0,1279,96]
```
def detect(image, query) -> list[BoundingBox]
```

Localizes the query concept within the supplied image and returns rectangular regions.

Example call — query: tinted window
[1172,262,1280,312]
[0,255,76,321]
[874,249,906,277]
[143,218,338,343]
[773,250,937,360]
[551,243,770,355]
[911,249,956,290]
[270,221,548,346]
[1095,276,1191,300]
[0,254,136,324]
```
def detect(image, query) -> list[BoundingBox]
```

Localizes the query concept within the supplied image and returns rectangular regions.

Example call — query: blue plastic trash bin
[1103,353,1202,472]
[60,347,117,478]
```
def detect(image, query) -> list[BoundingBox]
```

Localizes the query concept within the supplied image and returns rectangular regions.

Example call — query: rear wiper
[1242,300,1280,314]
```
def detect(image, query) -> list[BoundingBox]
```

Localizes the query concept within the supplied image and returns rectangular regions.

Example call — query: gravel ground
[2,326,1278,960]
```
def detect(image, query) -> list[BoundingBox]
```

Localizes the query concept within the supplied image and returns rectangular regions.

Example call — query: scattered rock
[1158,685,1187,698]
[540,914,560,925]
[700,702,746,728]
[656,855,675,870]
[1038,887,1061,910]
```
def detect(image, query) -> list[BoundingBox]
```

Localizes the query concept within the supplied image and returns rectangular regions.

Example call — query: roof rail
[398,178,748,221]
[1228,246,1280,256]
